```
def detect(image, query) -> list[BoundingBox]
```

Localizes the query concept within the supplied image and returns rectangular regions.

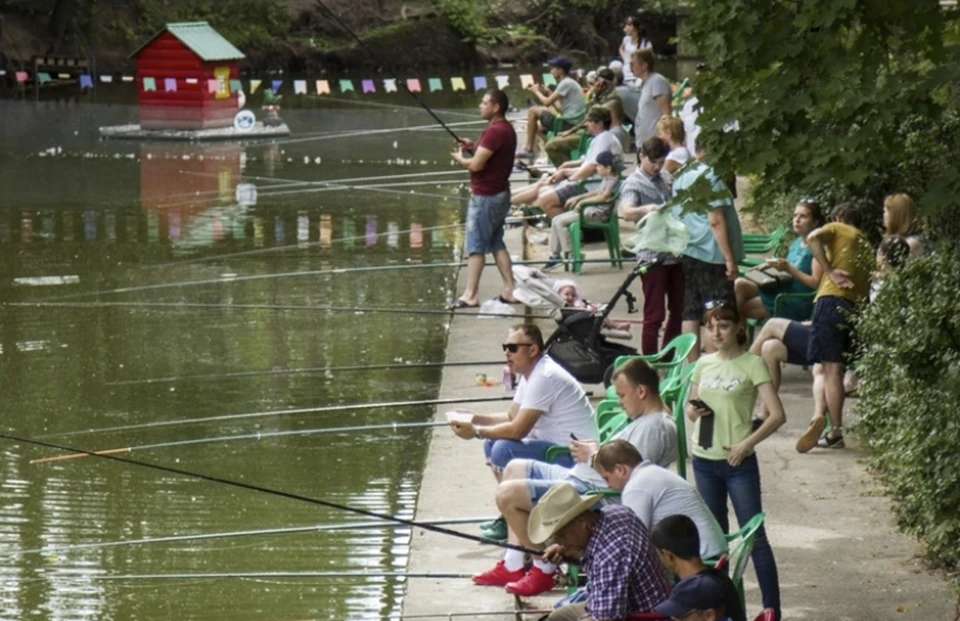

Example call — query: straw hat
[527,482,603,545]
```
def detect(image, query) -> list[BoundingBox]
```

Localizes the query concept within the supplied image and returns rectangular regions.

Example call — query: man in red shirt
[449,90,519,309]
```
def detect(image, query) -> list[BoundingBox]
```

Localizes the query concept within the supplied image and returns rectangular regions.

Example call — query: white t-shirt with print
[622,461,728,559]
[512,355,598,445]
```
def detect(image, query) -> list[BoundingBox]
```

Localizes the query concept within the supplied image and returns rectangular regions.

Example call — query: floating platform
[99,122,290,141]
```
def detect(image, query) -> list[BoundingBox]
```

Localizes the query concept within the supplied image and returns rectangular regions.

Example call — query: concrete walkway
[402,211,955,621]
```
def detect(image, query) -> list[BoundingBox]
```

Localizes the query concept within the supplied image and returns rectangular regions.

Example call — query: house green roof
[131,21,246,61]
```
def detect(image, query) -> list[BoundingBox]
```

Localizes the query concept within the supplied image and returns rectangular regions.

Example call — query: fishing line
[20,571,472,582]
[273,118,485,147]
[9,517,495,557]
[39,395,515,439]
[108,359,505,386]
[306,95,479,119]
[1,431,546,558]
[8,301,551,321]
[312,0,468,144]
[30,420,452,464]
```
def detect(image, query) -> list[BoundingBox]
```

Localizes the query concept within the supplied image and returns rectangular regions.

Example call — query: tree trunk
[47,0,78,54]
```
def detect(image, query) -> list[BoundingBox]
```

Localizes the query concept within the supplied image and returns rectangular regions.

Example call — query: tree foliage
[675,0,960,237]
[854,250,960,584]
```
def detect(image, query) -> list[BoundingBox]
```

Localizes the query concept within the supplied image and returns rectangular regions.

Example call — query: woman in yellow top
[686,301,786,620]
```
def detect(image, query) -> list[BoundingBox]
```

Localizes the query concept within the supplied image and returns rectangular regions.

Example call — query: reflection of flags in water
[366,215,377,246]
[212,210,224,241]
[274,215,285,243]
[432,228,446,248]
[254,217,264,247]
[342,217,356,248]
[387,221,399,248]
[410,222,423,248]
[84,210,97,241]
[168,209,181,241]
[298,212,309,245]
[320,214,332,248]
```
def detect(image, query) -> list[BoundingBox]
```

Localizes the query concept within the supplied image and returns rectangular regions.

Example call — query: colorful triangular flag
[250,79,262,94]
[495,75,509,89]
[428,77,443,92]
[316,80,330,95]
[294,79,307,94]
[451,77,466,91]
[79,74,93,89]
[362,79,376,93]
[230,79,242,93]
[406,78,422,93]
[207,79,219,94]
[542,72,557,87]
[383,78,397,93]
[339,79,354,92]
[143,77,156,91]
[164,77,177,92]
[271,79,282,94]
[520,74,535,88]
[37,72,52,84]
[473,76,487,91]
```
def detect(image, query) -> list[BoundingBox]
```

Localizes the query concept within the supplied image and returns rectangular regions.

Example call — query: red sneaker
[505,566,556,596]
[472,560,526,586]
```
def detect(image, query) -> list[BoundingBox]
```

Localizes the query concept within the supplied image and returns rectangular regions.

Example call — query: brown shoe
[796,417,826,453]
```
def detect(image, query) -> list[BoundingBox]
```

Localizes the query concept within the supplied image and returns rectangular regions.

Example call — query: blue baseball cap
[654,574,727,617]
[547,56,573,72]
[595,150,624,172]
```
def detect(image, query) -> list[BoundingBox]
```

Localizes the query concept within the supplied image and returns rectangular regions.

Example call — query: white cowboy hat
[527,482,603,545]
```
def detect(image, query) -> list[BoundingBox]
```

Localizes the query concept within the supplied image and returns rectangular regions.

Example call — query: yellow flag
[250,79,262,94]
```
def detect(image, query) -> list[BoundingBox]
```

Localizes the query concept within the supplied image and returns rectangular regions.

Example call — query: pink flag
[406,78,422,93]
[207,79,219,94]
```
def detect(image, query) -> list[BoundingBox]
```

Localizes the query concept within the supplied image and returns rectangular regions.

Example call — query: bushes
[854,249,960,580]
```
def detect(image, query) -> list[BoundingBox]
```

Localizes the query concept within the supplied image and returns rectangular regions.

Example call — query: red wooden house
[131,22,245,130]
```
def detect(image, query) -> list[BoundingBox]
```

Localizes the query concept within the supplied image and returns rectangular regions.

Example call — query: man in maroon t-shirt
[448,89,519,309]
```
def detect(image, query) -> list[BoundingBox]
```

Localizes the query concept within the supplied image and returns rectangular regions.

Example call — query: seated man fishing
[510,106,623,220]
[448,323,598,542]
[472,358,677,596]
[533,482,672,620]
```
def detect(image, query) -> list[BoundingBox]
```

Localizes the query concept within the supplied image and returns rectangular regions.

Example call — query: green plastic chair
[671,365,696,480]
[568,185,624,274]
[596,400,625,429]
[547,109,587,140]
[605,333,698,400]
[569,132,592,162]
[745,290,817,344]
[544,413,630,463]
[723,512,766,609]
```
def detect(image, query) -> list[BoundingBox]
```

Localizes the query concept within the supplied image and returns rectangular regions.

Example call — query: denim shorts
[482,438,575,472]
[465,191,511,255]
[524,461,580,503]
[807,296,856,364]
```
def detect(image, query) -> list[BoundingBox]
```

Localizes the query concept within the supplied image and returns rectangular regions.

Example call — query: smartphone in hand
[689,400,715,449]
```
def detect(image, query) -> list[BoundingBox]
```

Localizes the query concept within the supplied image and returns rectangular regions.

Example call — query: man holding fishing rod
[448,89,520,309]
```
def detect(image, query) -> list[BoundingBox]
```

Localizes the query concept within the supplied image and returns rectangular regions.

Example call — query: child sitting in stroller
[552,279,632,334]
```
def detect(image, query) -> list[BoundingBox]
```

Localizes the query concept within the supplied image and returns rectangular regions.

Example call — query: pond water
[0,93,478,620]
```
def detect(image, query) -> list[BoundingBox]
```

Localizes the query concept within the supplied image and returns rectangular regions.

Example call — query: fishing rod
[107,359,505,386]
[9,301,552,321]
[30,420,451,464]
[9,517,496,558]
[271,118,485,147]
[307,95,480,119]
[313,0,467,144]
[32,257,606,303]
[0,431,550,560]
[33,571,472,582]
[40,395,515,439]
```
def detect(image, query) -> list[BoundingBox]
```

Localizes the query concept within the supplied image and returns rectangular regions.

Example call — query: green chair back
[567,179,624,274]
[725,512,766,608]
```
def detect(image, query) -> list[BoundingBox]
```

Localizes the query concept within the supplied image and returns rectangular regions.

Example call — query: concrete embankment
[402,201,955,621]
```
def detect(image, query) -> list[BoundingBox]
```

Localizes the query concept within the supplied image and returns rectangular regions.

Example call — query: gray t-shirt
[555,77,587,118]
[635,72,672,141]
[622,461,728,559]
[569,411,678,486]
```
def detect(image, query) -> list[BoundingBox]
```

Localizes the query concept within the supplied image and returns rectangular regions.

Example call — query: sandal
[495,295,520,305]
[446,299,479,311]
[817,434,845,449]
[795,417,826,453]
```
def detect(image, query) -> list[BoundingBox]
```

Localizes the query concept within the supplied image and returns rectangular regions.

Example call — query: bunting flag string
[495,75,509,88]
[542,73,557,86]
[406,78,422,93]
[473,76,487,91]
[79,74,93,89]
[271,79,283,94]
[250,79,262,94]
[294,79,307,94]
[362,79,375,93]
[339,79,354,93]
[451,77,466,92]
[316,80,330,95]
[142,77,156,91]
[428,77,443,92]
[520,74,535,88]
[383,78,397,93]
[164,77,177,92]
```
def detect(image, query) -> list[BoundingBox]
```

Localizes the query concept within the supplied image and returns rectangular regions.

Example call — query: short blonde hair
[883,193,919,235]
[656,116,685,144]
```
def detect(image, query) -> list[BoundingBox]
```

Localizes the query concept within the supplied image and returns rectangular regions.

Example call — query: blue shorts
[465,191,511,255]
[483,438,574,472]
[524,461,594,503]
[783,321,812,366]
[807,296,856,364]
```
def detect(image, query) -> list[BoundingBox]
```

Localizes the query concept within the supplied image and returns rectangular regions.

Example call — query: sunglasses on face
[502,343,535,353]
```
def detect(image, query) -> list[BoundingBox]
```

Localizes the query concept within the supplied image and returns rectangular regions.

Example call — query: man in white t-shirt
[471,358,676,597]
[510,106,624,220]
[630,48,672,142]
[595,439,727,560]
[517,56,587,159]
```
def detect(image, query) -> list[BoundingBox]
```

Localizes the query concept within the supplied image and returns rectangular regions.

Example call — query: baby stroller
[541,259,659,385]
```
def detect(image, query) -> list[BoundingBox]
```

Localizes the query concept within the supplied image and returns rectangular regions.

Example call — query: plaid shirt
[584,505,672,620]
[619,168,678,265]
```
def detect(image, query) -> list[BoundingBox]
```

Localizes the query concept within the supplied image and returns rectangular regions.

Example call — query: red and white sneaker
[505,566,556,596]
[472,560,525,586]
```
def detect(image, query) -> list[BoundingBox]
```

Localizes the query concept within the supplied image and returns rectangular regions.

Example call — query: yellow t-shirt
[814,222,872,302]
[691,352,770,461]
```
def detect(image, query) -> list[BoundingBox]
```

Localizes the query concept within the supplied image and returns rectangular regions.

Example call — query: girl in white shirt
[620,18,651,83]
[656,116,691,186]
